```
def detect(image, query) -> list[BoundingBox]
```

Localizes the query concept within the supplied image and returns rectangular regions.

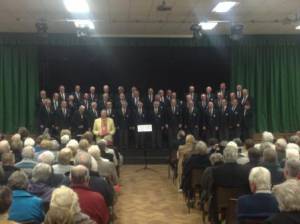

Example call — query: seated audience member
[38,150,55,165]
[275,138,287,167]
[35,139,53,158]
[262,131,275,143]
[10,133,21,142]
[27,163,54,203]
[237,167,279,221]
[60,134,70,148]
[260,147,284,185]
[283,159,300,181]
[266,179,300,224]
[10,139,23,163]
[88,145,119,186]
[66,139,80,158]
[44,186,95,224]
[17,127,29,141]
[8,171,44,223]
[242,147,262,176]
[97,140,118,167]
[74,151,114,207]
[177,134,196,189]
[181,141,211,197]
[81,131,95,145]
[53,147,74,175]
[24,137,35,147]
[79,139,91,152]
[289,135,300,145]
[0,140,10,159]
[0,186,18,224]
[70,165,109,224]
[0,152,19,185]
[15,146,37,176]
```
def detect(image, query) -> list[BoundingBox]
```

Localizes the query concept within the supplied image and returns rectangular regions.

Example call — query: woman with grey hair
[266,179,300,223]
[7,171,44,223]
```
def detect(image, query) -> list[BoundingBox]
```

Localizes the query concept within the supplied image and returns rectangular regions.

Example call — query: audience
[8,171,44,223]
[70,165,109,224]
[1,152,19,185]
[0,186,17,224]
[237,167,279,220]
[15,145,37,176]
[52,147,74,175]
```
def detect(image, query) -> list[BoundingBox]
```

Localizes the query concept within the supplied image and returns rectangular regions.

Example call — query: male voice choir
[37,83,254,149]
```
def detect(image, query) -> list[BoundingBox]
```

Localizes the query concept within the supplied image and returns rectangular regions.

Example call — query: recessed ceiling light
[73,20,95,30]
[296,25,300,30]
[63,0,90,13]
[199,22,218,30]
[212,1,238,13]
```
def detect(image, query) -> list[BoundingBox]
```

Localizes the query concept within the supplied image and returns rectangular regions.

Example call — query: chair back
[216,187,243,211]
[191,168,204,189]
[225,198,238,224]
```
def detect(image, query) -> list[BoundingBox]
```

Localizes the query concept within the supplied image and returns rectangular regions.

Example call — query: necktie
[172,107,175,113]
[63,109,66,116]
[155,108,158,114]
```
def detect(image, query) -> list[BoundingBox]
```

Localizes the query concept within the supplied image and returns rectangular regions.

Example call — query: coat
[92,118,116,143]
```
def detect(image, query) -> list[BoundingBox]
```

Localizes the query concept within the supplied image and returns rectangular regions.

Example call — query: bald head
[70,165,89,185]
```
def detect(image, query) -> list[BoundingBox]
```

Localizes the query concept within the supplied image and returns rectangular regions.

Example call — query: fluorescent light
[199,22,218,30]
[63,0,90,13]
[296,25,300,30]
[73,20,95,30]
[212,1,238,13]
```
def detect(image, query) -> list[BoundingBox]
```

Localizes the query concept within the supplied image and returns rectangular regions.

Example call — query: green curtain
[0,45,39,133]
[231,43,300,132]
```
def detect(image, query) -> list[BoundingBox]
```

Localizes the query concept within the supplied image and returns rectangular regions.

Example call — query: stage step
[120,148,169,164]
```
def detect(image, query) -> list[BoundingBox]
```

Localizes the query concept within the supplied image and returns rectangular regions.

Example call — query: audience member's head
[70,165,90,186]
[58,148,73,165]
[24,137,35,147]
[40,139,53,150]
[249,167,271,193]
[275,138,287,152]
[193,141,208,155]
[10,140,23,153]
[244,139,255,150]
[260,142,275,153]
[209,153,224,166]
[11,133,21,142]
[50,140,60,151]
[263,147,277,163]
[66,139,79,156]
[0,186,12,215]
[1,152,15,166]
[289,135,300,145]
[272,179,300,212]
[286,148,300,161]
[97,139,107,151]
[32,163,52,183]
[7,170,28,190]
[38,151,55,165]
[81,131,94,144]
[88,145,101,161]
[17,127,29,140]
[262,131,274,143]
[177,130,186,140]
[185,135,195,145]
[284,159,300,179]
[60,129,71,138]
[60,135,70,146]
[78,139,90,152]
[248,147,262,163]
[22,146,35,160]
[223,145,238,163]
[0,140,10,154]
[74,151,92,171]
[286,143,300,151]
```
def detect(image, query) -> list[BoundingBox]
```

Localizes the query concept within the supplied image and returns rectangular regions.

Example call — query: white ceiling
[0,0,299,36]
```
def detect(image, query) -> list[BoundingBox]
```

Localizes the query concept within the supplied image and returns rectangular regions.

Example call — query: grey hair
[249,167,271,191]
[260,142,275,153]
[193,141,208,155]
[272,179,300,212]
[74,151,92,170]
[22,146,35,159]
[88,145,101,161]
[285,159,300,179]
[97,139,107,151]
[209,153,224,165]
[38,151,55,165]
[275,138,287,152]
[263,147,277,163]
[289,135,300,144]
[8,170,29,190]
[262,131,274,143]
[32,163,52,183]
[223,145,238,163]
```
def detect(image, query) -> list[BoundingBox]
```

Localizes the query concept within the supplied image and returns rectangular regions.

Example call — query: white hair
[51,140,60,151]
[272,179,300,212]
[262,131,274,143]
[88,145,101,161]
[194,141,208,155]
[66,139,79,151]
[286,143,300,151]
[0,140,10,153]
[60,135,70,145]
[249,166,271,191]
[254,143,261,150]
[285,159,300,178]
[226,141,238,150]
[11,133,21,142]
[286,148,300,161]
[275,138,287,151]
[24,137,35,147]
[32,163,52,183]
[38,150,55,165]
[223,145,238,163]
[22,146,35,159]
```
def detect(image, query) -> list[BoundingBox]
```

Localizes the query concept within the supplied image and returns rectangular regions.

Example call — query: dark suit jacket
[133,109,147,126]
[71,111,88,134]
[148,108,165,129]
[242,108,254,129]
[116,108,131,128]
[266,212,300,224]
[54,108,71,129]
[260,162,284,185]
[219,106,230,128]
[165,105,182,128]
[184,108,200,129]
[204,109,220,129]
[229,106,242,128]
[237,193,279,220]
[38,106,54,128]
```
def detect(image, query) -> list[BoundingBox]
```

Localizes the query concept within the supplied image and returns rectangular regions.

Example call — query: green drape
[231,43,300,132]
[0,45,39,133]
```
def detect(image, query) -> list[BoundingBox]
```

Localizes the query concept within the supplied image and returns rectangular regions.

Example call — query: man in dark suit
[237,167,279,221]
[38,98,54,134]
[36,89,47,109]
[72,105,89,138]
[114,93,127,110]
[98,93,109,111]
[218,82,228,100]
[89,86,98,103]
[206,86,215,102]
[203,101,220,140]
[54,100,71,133]
[58,85,67,102]
[73,85,82,108]
[67,95,76,118]
[241,88,252,107]
[165,99,182,149]
[81,93,90,111]
[105,101,116,121]
[241,102,254,141]
[116,101,131,150]
[165,89,172,108]
[144,88,155,111]
[88,102,99,129]
[229,98,242,140]
[236,84,243,102]
[219,99,230,141]
[133,101,147,149]
[184,100,199,138]
[52,93,60,112]
[149,101,165,149]
[187,85,198,102]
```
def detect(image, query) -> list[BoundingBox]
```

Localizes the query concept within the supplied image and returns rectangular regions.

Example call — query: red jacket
[71,184,109,224]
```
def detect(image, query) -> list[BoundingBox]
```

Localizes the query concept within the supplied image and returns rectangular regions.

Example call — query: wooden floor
[114,165,202,224]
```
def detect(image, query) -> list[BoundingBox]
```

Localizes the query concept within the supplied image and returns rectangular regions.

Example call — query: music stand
[135,124,157,173]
